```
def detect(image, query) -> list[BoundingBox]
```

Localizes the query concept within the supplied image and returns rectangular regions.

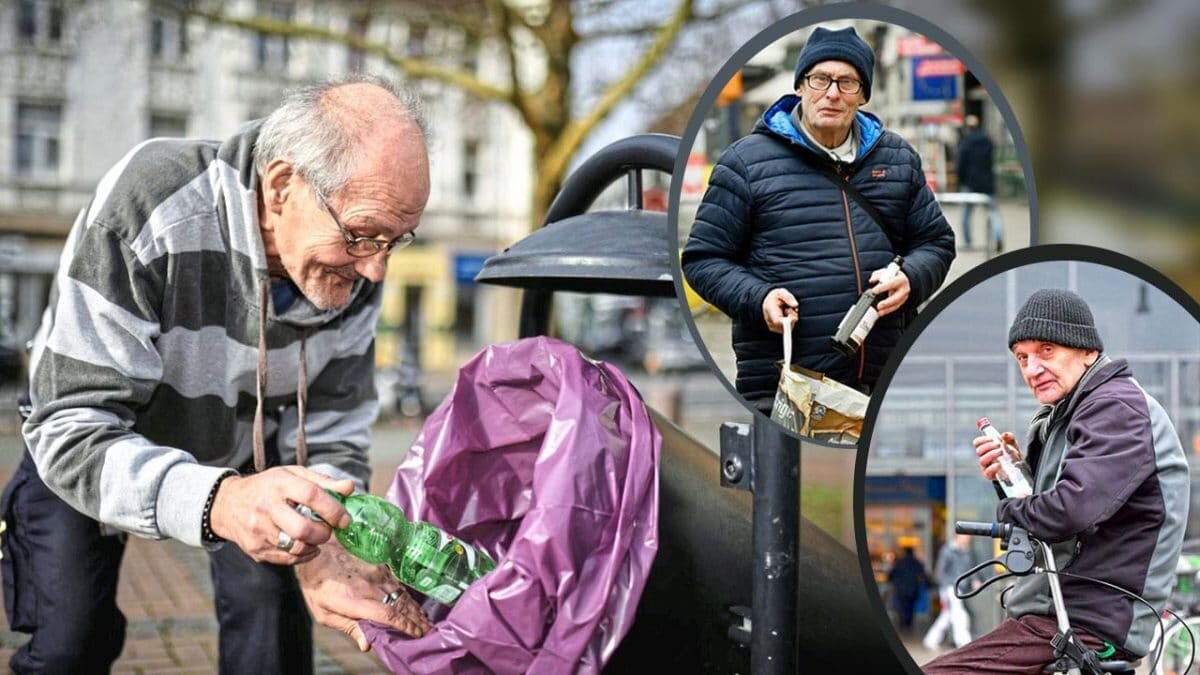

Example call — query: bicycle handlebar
[955,520,1012,539]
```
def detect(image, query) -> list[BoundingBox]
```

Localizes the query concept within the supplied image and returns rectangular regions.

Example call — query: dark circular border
[852,243,1200,674]
[666,2,1039,446]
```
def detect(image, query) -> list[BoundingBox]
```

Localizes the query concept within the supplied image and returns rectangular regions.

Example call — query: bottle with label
[302,491,497,606]
[977,417,1035,498]
[831,255,904,358]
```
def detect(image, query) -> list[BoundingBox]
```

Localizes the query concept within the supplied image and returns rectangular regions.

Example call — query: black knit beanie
[1008,289,1104,351]
[793,26,875,101]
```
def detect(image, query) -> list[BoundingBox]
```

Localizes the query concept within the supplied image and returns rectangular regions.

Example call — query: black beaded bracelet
[201,471,238,544]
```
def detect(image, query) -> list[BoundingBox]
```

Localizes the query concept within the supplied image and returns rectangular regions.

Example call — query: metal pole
[945,359,956,541]
[751,419,798,674]
[626,168,643,210]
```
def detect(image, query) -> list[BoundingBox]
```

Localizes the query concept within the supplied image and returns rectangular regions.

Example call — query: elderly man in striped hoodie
[1,75,433,674]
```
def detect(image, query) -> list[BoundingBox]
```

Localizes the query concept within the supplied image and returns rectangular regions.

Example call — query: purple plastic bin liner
[361,336,661,674]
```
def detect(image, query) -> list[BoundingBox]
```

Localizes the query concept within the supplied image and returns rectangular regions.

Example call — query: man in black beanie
[924,289,1189,673]
[682,24,955,411]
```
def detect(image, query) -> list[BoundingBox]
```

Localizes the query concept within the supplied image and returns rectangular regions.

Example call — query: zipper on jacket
[835,163,867,381]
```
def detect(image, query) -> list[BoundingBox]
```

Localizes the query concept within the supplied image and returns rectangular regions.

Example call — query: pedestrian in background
[955,114,1000,251]
[889,544,931,634]
[923,533,979,650]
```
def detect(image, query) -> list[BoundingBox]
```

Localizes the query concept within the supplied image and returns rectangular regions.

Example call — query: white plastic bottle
[977,417,1034,498]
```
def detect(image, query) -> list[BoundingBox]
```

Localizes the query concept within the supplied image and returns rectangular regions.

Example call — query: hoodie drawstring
[254,278,308,472]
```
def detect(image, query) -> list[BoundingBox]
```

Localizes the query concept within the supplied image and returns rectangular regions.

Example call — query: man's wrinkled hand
[209,465,354,565]
[296,540,433,651]
[871,268,910,317]
[762,288,799,333]
[973,431,1022,482]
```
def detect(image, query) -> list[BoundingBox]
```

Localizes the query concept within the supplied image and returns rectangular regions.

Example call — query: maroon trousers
[922,614,1135,674]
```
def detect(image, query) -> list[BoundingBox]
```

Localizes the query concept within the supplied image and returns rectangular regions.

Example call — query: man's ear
[261,159,296,225]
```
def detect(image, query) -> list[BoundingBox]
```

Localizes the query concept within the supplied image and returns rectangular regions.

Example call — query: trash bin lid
[475,210,674,297]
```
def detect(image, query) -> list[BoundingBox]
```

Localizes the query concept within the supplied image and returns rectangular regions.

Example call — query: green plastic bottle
[309,491,497,606]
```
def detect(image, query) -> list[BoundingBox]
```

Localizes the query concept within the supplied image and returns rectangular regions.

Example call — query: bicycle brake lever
[1002,527,1036,575]
[955,558,1014,600]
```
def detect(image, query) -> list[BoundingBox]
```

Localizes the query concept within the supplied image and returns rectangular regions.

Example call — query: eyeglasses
[316,191,415,258]
[803,73,863,95]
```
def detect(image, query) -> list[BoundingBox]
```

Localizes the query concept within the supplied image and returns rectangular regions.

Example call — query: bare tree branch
[483,0,539,126]
[576,1,753,40]
[538,0,695,185]
[158,1,512,102]
[550,0,581,61]
[156,0,765,228]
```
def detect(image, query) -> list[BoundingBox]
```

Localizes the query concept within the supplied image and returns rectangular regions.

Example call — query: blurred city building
[866,259,1200,635]
[0,0,533,381]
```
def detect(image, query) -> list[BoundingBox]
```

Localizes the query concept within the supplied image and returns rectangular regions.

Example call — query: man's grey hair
[253,73,429,199]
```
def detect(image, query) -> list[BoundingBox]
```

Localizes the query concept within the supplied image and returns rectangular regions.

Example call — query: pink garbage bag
[361,337,661,674]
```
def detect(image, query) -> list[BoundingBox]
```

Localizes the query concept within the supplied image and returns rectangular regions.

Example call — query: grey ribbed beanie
[1008,289,1103,351]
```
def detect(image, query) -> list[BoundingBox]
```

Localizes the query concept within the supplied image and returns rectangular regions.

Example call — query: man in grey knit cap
[924,289,1189,674]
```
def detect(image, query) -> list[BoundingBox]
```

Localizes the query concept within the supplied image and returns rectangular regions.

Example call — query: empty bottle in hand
[320,491,497,606]
[977,417,1034,498]
[831,256,904,358]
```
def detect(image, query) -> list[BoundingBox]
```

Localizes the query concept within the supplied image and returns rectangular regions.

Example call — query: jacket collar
[1031,354,1125,442]
[753,94,884,163]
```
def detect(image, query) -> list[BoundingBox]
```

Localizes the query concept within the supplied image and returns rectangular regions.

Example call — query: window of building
[17,0,36,43]
[254,1,292,72]
[148,112,188,139]
[150,10,189,62]
[14,103,62,180]
[151,15,162,54]
[462,42,479,73]
[454,283,478,351]
[346,14,368,72]
[462,139,480,201]
[16,0,64,47]
[406,22,427,58]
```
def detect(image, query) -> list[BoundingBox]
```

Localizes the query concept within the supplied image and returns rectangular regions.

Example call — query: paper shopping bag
[770,317,868,445]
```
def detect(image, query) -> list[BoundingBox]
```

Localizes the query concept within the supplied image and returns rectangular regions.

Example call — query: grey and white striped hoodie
[23,121,381,547]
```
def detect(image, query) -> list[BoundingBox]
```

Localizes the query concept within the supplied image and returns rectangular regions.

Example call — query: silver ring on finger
[275,529,295,551]
[382,589,403,607]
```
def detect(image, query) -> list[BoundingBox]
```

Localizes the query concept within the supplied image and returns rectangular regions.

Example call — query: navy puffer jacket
[682,95,956,404]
